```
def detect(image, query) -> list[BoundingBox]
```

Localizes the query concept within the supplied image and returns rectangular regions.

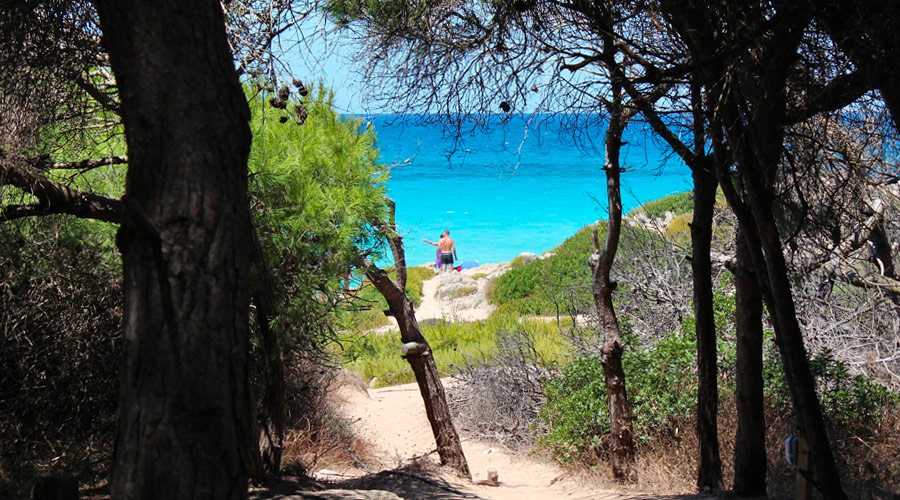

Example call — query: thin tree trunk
[363,202,470,478]
[250,225,285,478]
[94,1,255,498]
[692,160,723,491]
[588,97,636,483]
[714,61,849,498]
[733,224,767,496]
[745,187,847,500]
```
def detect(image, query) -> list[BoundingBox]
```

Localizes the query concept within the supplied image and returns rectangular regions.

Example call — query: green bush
[540,330,699,461]
[541,313,897,464]
[764,344,898,429]
[539,355,608,462]
[628,191,693,219]
[488,225,599,315]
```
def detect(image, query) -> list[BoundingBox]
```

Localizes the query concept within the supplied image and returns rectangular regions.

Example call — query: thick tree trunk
[732,224,767,496]
[589,106,636,483]
[94,1,254,498]
[691,162,723,491]
[364,213,470,479]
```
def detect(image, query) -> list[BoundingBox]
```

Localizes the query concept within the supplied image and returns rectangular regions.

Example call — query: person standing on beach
[423,230,457,271]
[423,233,445,267]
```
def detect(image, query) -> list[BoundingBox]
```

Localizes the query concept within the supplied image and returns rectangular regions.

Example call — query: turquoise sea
[365,114,692,267]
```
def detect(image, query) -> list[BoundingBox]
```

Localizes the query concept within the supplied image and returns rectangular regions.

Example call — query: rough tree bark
[732,224,767,496]
[588,78,636,483]
[363,199,470,479]
[93,1,255,498]
[688,73,725,490]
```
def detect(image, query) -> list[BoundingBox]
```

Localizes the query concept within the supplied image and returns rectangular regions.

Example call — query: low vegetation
[488,225,598,315]
[337,190,900,495]
[338,315,568,387]
[627,190,693,219]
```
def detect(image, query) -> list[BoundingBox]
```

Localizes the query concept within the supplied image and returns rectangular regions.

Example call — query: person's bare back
[434,230,457,271]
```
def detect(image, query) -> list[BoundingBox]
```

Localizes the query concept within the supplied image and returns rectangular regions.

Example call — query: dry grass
[550,396,900,498]
[280,369,382,477]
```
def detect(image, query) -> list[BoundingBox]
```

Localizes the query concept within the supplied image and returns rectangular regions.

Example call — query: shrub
[448,329,552,451]
[628,191,693,219]
[664,213,693,242]
[540,329,699,462]
[0,223,122,498]
[539,355,608,463]
[540,316,898,465]
[488,225,599,315]
[764,343,898,429]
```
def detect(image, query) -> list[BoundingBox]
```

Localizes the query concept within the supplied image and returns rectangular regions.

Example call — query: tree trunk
[93,1,255,498]
[250,225,285,479]
[732,224,767,496]
[364,209,470,479]
[588,102,636,483]
[745,186,847,500]
[691,161,723,491]
[713,42,849,496]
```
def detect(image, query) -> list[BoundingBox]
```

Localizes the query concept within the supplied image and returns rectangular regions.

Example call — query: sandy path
[330,258,650,499]
[332,381,637,500]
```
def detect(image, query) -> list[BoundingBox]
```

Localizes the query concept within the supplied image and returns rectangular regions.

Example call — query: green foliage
[541,287,896,464]
[338,314,568,387]
[327,0,433,27]
[764,343,898,428]
[540,330,698,461]
[539,355,607,462]
[337,265,436,333]
[247,82,389,351]
[628,191,694,219]
[489,225,599,315]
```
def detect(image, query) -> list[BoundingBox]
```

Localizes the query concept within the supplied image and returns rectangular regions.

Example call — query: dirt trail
[323,259,676,499]
[332,381,637,500]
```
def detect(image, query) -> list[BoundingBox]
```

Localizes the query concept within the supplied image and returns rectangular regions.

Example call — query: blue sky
[282,13,371,114]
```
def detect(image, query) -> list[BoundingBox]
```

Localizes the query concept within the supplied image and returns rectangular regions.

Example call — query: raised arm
[422,239,439,247]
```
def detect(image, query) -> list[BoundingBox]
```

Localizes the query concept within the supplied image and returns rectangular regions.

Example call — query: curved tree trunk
[732,223,767,496]
[364,201,470,479]
[94,1,255,498]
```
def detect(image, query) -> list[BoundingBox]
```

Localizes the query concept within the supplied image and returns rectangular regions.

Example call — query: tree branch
[74,74,120,114]
[37,155,128,171]
[1,159,122,223]
[784,71,870,125]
